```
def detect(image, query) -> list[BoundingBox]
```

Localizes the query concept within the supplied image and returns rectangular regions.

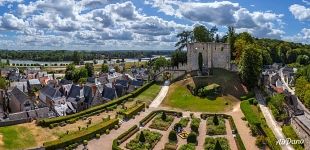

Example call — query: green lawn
[134,84,161,105]
[240,100,260,124]
[161,69,244,112]
[0,125,36,150]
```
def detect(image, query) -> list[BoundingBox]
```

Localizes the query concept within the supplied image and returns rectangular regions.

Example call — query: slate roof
[11,81,28,93]
[131,80,143,86]
[35,107,51,118]
[59,79,73,85]
[115,84,125,97]
[102,87,116,100]
[68,85,84,98]
[116,79,128,87]
[8,87,28,104]
[40,86,62,100]
[8,111,28,120]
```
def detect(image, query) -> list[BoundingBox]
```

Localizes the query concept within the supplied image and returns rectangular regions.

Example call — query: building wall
[187,42,230,71]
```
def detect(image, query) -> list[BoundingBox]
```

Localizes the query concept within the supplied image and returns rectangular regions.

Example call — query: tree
[198,52,203,71]
[101,64,109,73]
[297,55,309,65]
[171,51,187,67]
[175,31,193,50]
[153,56,169,70]
[73,51,81,65]
[213,115,219,126]
[139,131,145,143]
[227,26,236,60]
[234,32,254,62]
[168,130,177,142]
[161,112,167,121]
[214,140,223,150]
[193,25,209,42]
[277,42,291,63]
[85,63,94,77]
[65,63,75,80]
[215,34,220,43]
[239,45,263,88]
[114,65,120,72]
[0,77,8,90]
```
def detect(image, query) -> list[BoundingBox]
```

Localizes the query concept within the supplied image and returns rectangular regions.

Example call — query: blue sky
[0,0,309,50]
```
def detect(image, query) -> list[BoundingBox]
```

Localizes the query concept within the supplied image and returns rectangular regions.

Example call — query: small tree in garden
[139,131,146,143]
[161,112,167,121]
[168,130,178,142]
[215,140,222,150]
[187,132,197,144]
[213,115,219,126]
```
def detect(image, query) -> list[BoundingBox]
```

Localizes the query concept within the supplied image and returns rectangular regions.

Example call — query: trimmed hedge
[120,103,145,119]
[116,125,140,145]
[44,119,119,150]
[139,110,182,126]
[38,81,154,127]
[164,142,178,150]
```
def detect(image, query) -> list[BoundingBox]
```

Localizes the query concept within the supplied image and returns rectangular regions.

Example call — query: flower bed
[179,143,195,150]
[179,117,190,127]
[204,137,230,150]
[190,117,201,134]
[164,142,178,150]
[149,112,174,131]
[126,129,162,150]
[206,116,226,135]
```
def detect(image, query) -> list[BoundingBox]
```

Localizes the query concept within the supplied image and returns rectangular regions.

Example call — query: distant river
[1,56,170,66]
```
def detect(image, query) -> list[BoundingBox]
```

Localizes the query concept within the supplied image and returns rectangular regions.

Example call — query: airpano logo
[276,138,304,145]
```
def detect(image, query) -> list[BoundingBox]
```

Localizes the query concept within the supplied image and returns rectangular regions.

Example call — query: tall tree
[193,25,209,42]
[73,51,81,65]
[234,32,254,62]
[175,31,193,50]
[214,140,223,150]
[101,64,109,73]
[0,77,8,90]
[239,45,263,88]
[65,63,75,80]
[227,26,236,60]
[85,63,94,77]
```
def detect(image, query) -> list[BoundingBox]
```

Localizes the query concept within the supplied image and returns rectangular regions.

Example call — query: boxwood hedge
[38,81,154,127]
[120,103,145,119]
[43,118,119,150]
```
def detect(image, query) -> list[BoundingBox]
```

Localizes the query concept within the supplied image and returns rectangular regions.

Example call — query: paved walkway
[225,119,238,150]
[255,89,294,150]
[149,84,169,108]
[227,102,259,150]
[197,118,206,149]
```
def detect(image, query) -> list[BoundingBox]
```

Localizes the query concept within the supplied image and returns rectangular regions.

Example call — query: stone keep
[186,42,231,71]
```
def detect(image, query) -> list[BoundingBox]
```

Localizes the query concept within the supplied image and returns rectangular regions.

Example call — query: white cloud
[0,13,28,30]
[283,28,310,44]
[0,0,22,6]
[289,4,310,21]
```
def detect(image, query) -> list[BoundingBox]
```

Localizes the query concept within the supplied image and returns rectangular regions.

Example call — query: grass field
[240,100,260,125]
[0,125,36,150]
[131,84,161,105]
[161,69,244,112]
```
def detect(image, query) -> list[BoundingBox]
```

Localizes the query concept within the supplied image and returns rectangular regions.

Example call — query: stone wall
[291,117,310,149]
[187,42,231,72]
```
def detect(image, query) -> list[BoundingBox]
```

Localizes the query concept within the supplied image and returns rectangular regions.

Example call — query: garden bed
[204,137,230,150]
[179,143,195,150]
[149,112,174,131]
[126,129,162,150]
[206,116,226,135]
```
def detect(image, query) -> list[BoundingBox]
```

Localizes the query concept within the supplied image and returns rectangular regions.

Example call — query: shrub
[83,140,88,146]
[116,125,139,145]
[120,103,145,119]
[164,143,177,150]
[187,132,197,144]
[149,114,174,131]
[179,144,195,150]
[126,129,162,150]
[168,130,177,142]
[204,137,230,150]
[179,117,190,127]
[105,129,110,134]
[255,135,266,148]
[282,125,304,150]
[206,116,226,135]
[95,134,100,139]
[190,117,201,134]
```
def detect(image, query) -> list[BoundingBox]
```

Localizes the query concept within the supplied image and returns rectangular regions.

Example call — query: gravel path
[197,118,206,149]
[149,85,169,108]
[225,119,238,150]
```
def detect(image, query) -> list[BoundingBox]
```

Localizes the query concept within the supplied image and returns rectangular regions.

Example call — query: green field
[161,69,244,112]
[240,100,260,124]
[133,84,161,105]
[282,125,304,150]
[0,125,36,150]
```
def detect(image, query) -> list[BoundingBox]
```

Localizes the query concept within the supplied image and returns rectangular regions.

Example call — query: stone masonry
[186,42,231,71]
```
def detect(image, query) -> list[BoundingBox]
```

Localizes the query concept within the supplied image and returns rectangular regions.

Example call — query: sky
[0,0,309,50]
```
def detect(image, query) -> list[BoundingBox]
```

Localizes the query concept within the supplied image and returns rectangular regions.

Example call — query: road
[255,88,294,150]
[279,67,310,119]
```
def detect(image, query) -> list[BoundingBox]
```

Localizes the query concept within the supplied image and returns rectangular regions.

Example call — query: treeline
[295,65,310,109]
[0,50,172,62]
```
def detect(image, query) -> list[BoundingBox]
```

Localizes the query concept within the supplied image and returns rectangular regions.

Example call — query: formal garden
[161,69,246,112]
[112,110,246,150]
